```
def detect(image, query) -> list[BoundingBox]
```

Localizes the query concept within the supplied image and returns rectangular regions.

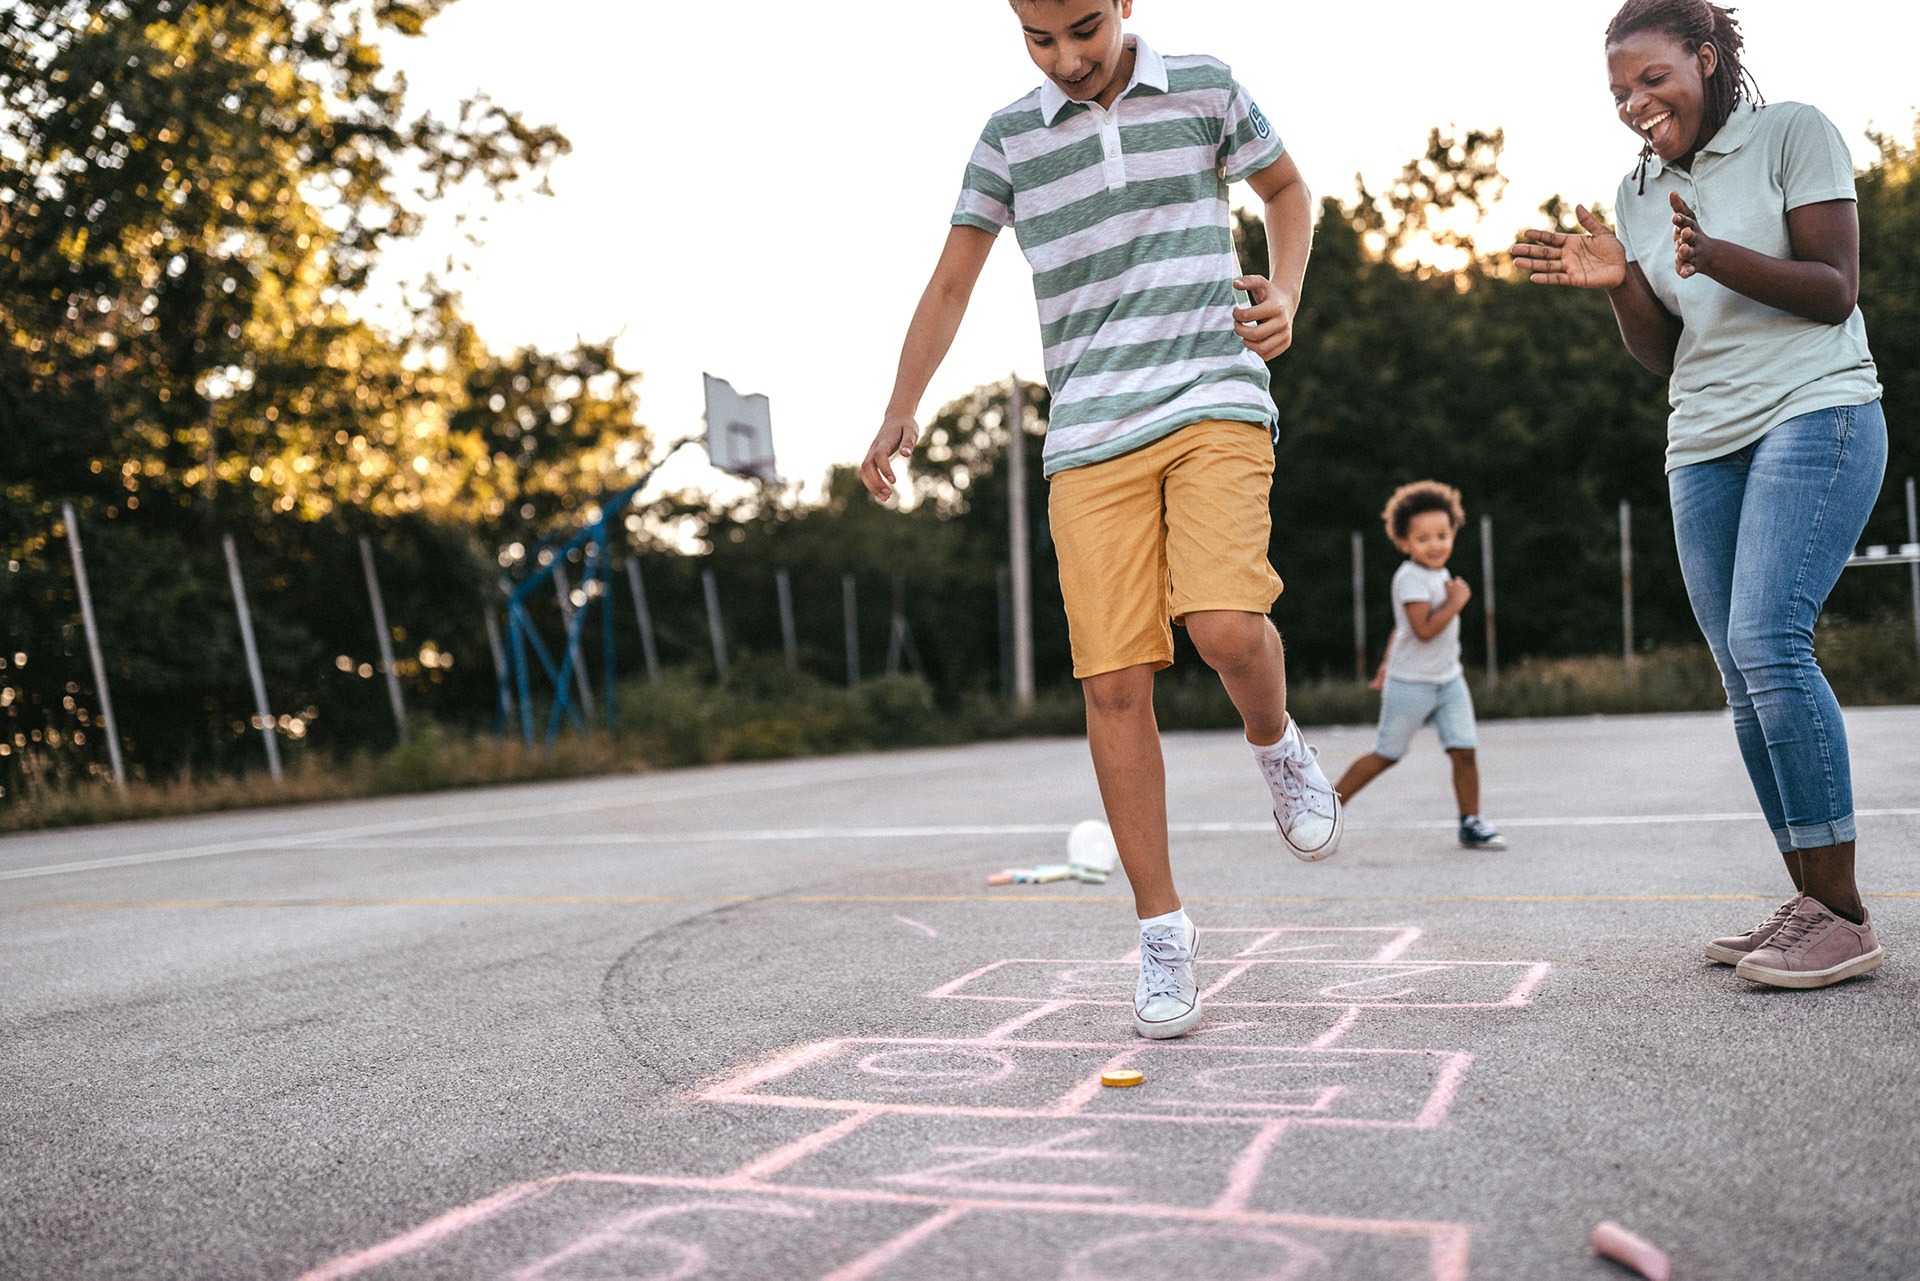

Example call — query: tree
[0,0,648,791]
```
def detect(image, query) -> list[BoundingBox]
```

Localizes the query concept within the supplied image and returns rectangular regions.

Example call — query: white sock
[1138,907,1188,932]
[1248,720,1296,762]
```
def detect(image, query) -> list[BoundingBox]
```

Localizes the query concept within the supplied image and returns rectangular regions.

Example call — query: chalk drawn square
[753,1114,1257,1209]
[926,958,1210,1004]
[847,1204,1468,1281]
[1169,926,1424,963]
[960,1000,1368,1049]
[927,959,1548,1009]
[1078,1044,1473,1129]
[306,1180,938,1280]
[704,1037,1120,1115]
[1211,960,1553,1010]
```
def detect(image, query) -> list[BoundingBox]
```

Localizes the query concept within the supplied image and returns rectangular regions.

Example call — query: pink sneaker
[1734,896,1883,989]
[1703,894,1803,965]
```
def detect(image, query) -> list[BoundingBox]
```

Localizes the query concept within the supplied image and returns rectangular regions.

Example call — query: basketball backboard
[702,373,778,484]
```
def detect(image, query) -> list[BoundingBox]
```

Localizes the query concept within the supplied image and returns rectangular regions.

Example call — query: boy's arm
[1402,579,1472,641]
[861,225,998,502]
[1369,631,1394,690]
[1235,152,1313,361]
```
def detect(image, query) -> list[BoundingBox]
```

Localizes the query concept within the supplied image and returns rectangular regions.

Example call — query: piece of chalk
[986,870,1015,886]
[1590,1221,1670,1281]
[1100,1069,1145,1088]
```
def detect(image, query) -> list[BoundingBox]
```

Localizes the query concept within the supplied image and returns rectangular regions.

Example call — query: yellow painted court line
[10,891,1920,912]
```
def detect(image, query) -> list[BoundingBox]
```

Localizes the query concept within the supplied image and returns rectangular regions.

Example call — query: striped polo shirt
[952,34,1285,477]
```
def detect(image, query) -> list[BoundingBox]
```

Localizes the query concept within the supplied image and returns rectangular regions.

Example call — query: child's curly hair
[1381,480,1466,542]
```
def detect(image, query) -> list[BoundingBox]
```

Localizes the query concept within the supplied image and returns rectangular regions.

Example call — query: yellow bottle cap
[1100,1068,1146,1088]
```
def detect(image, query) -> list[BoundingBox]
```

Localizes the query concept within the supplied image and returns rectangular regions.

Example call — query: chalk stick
[1590,1221,1670,1281]
[986,870,1016,886]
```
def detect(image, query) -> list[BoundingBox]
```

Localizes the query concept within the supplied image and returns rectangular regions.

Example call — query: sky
[372,0,1920,498]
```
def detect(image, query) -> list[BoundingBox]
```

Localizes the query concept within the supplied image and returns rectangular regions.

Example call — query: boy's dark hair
[1606,1,1764,192]
[1382,480,1465,542]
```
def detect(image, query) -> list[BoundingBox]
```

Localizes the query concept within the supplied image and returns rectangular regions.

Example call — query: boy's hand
[1367,668,1386,692]
[1446,578,1473,608]
[860,413,920,502]
[1233,274,1296,360]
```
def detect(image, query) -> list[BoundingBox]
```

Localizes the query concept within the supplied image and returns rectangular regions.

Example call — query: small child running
[1334,481,1505,850]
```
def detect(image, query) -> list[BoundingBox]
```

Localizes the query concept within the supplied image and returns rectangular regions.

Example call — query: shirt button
[1108,147,1119,158]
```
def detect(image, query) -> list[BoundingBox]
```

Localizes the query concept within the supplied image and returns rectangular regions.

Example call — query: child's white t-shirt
[1386,561,1463,684]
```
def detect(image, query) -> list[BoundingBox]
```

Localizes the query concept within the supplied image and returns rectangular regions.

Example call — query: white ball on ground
[1067,819,1119,873]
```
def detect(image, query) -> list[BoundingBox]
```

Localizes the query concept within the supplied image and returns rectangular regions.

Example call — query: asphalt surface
[3,708,1917,1280]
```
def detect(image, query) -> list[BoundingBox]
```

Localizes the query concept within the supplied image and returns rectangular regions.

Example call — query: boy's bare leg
[1335,753,1395,801]
[1184,610,1287,744]
[1447,748,1480,815]
[1187,608,1342,860]
[1083,663,1177,918]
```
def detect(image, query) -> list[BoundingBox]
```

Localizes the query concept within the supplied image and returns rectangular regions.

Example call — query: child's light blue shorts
[1375,674,1478,761]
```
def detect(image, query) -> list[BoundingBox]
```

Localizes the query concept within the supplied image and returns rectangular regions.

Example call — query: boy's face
[1013,0,1133,107]
[1397,510,1456,570]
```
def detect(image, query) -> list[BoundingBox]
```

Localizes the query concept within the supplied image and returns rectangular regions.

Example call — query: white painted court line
[0,759,966,883]
[294,806,1920,849]
[10,805,1918,883]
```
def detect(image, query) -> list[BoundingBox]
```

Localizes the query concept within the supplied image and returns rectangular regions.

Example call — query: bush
[3,615,1912,834]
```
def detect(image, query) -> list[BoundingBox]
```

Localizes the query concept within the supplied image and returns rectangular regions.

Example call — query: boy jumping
[859,0,1340,1040]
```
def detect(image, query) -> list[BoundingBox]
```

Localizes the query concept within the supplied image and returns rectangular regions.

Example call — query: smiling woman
[1511,0,1889,992]
[1606,0,1762,196]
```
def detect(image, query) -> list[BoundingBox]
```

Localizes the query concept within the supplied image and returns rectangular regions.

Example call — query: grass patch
[3,618,1913,834]
[0,727,646,835]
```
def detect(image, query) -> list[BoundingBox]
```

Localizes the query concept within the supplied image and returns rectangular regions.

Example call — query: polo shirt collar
[1037,33,1168,125]
[1698,99,1761,156]
[1646,99,1762,178]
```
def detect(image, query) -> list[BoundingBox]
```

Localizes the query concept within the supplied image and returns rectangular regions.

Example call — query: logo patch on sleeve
[1248,102,1272,139]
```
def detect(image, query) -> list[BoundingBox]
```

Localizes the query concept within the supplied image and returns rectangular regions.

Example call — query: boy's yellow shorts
[1048,419,1282,679]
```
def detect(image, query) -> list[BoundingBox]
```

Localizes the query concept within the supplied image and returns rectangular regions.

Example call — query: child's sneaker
[1457,815,1506,850]
[1134,914,1203,1039]
[1253,720,1343,861]
[1704,893,1803,965]
[1734,896,1883,989]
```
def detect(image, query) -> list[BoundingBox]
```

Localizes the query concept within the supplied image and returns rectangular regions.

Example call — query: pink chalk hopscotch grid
[298,925,1548,1281]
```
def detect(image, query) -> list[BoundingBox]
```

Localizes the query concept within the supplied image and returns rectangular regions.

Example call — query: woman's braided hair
[1607,0,1765,192]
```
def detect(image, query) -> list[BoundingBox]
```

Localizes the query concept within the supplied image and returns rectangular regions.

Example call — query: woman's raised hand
[1510,205,1628,289]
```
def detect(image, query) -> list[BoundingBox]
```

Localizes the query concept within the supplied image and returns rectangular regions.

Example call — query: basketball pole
[1006,373,1034,710]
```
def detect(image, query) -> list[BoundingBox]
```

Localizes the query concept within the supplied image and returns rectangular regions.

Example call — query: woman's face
[1606,29,1719,164]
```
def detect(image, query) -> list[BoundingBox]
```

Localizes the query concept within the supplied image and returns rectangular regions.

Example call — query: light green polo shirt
[1614,101,1881,472]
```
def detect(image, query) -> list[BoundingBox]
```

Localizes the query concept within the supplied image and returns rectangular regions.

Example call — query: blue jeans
[1668,401,1887,853]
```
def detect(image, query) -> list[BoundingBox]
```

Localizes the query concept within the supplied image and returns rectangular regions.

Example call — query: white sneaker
[1255,720,1344,861]
[1134,915,1203,1039]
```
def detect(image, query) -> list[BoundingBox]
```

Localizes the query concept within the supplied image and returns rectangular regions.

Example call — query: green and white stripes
[952,39,1284,476]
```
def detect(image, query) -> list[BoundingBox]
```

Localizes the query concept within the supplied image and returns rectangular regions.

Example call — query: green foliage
[1347,126,1509,262]
[1235,121,1911,680]
[0,0,652,798]
[1847,121,1920,624]
[4,67,1917,818]
[10,614,1909,832]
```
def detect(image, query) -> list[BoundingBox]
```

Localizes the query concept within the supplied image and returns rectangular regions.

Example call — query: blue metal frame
[496,438,697,748]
